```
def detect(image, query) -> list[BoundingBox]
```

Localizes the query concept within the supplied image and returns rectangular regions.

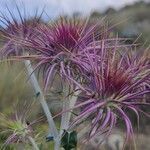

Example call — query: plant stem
[68,89,81,124]
[60,83,70,135]
[60,83,81,138]
[28,136,39,150]
[24,59,59,149]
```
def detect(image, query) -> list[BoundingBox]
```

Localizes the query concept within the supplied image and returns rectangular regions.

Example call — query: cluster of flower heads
[0,9,150,147]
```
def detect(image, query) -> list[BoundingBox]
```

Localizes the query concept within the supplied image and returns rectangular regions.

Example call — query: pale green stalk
[24,59,59,150]
[59,83,81,148]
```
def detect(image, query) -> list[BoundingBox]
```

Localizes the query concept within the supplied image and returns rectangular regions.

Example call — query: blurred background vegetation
[89,1,150,47]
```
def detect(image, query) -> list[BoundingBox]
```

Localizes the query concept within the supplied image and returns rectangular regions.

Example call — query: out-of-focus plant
[0,62,33,112]
[0,5,150,150]
[0,101,44,150]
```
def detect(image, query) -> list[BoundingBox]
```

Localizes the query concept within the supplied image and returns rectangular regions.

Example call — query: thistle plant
[0,5,150,150]
[12,17,106,148]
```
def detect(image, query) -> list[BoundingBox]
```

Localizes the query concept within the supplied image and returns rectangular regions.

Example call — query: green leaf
[61,130,77,150]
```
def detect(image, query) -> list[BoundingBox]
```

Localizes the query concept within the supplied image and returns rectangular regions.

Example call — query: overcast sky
[0,0,149,19]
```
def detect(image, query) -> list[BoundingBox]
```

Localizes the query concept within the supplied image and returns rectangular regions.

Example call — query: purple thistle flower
[0,7,44,57]
[69,42,150,145]
[0,9,108,92]
[6,17,107,91]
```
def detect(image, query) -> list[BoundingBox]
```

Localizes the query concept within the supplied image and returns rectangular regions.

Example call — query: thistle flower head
[70,42,150,145]
[0,9,107,91]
